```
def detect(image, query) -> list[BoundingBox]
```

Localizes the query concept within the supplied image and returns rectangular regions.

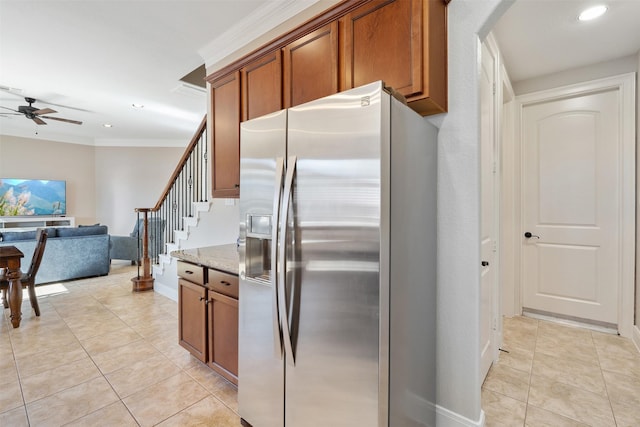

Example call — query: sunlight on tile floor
[0,263,241,426]
[483,316,640,426]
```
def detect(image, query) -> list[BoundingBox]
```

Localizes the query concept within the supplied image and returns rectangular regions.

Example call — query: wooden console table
[0,246,24,328]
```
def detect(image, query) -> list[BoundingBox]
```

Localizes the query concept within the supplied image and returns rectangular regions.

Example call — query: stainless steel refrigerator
[238,81,437,427]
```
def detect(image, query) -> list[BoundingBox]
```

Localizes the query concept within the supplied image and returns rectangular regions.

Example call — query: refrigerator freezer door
[239,109,287,427]
[284,82,386,426]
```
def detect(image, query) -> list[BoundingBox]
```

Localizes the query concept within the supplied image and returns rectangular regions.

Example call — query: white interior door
[480,41,497,382]
[521,88,620,325]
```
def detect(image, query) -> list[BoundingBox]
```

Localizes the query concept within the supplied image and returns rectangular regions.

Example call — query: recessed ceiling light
[131,103,144,109]
[578,5,608,21]
[103,123,113,128]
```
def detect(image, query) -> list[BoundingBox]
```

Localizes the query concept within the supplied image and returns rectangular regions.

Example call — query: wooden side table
[0,246,24,328]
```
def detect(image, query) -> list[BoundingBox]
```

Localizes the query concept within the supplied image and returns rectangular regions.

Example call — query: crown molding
[198,0,327,69]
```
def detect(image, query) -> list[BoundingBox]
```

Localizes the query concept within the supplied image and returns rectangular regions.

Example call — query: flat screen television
[0,178,66,216]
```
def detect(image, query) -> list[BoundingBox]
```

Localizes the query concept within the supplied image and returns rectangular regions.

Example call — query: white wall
[513,54,638,95]
[0,135,96,224]
[152,199,239,301]
[429,1,514,425]
[93,146,184,235]
[0,135,187,237]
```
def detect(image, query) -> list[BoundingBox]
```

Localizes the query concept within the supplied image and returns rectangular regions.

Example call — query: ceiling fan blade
[1,106,19,113]
[33,108,57,115]
[32,117,47,125]
[40,115,82,125]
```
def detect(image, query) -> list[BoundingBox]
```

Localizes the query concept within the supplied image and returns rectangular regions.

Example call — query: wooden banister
[130,115,208,292]
[151,115,208,212]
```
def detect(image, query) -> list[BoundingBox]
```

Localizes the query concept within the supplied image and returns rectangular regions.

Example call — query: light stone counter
[170,243,239,275]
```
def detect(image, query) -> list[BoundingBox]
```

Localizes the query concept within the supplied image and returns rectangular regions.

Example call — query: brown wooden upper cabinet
[341,0,447,115]
[207,0,448,198]
[283,22,339,108]
[211,71,241,198]
[241,51,283,121]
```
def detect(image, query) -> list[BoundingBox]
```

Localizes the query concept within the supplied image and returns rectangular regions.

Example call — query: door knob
[481,261,489,267]
[524,232,540,239]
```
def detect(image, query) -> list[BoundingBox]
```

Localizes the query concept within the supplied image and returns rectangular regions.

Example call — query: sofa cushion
[57,225,108,237]
[1,230,37,242]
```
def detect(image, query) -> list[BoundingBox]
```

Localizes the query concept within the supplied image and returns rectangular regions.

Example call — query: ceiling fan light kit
[0,97,82,125]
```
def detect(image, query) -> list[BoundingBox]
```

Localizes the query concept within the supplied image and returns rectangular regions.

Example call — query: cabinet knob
[220,280,231,286]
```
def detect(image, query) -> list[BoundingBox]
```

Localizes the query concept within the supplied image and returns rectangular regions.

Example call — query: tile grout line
[592,330,620,427]
[521,317,539,427]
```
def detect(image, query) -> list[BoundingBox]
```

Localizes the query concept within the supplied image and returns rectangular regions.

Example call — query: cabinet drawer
[177,261,205,285]
[207,268,239,299]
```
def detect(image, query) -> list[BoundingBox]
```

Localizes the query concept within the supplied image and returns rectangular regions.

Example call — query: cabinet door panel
[211,71,241,198]
[284,22,339,108]
[342,0,422,97]
[178,279,207,362]
[208,291,239,384]
[242,51,283,121]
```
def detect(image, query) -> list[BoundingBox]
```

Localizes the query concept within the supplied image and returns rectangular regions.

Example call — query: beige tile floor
[483,315,640,426]
[4,265,640,427]
[0,263,241,426]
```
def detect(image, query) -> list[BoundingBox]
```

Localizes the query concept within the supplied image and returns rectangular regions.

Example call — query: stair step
[174,230,188,241]
[165,242,179,253]
[152,263,164,276]
[183,216,198,227]
[158,253,172,265]
[193,201,211,212]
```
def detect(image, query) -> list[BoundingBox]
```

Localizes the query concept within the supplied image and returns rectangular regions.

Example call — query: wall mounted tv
[0,178,66,216]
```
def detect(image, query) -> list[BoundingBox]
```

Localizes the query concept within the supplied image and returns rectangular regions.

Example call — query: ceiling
[492,0,640,83]
[0,0,638,147]
[0,0,335,146]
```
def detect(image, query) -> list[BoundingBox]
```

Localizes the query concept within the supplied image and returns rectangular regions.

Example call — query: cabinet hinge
[492,82,496,95]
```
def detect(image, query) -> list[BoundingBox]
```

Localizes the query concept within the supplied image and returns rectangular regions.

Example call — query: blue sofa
[0,225,110,284]
[109,217,166,263]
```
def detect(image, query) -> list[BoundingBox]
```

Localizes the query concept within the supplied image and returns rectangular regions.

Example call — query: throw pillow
[1,230,37,241]
[57,225,108,237]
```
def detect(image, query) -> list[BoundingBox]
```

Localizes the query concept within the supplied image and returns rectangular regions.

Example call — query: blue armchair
[109,217,165,263]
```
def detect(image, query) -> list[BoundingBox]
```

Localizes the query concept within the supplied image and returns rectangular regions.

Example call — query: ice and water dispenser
[244,213,273,283]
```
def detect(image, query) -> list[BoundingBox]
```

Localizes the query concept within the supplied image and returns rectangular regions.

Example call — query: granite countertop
[171,243,239,275]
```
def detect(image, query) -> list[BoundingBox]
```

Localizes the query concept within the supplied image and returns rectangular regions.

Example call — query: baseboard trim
[154,280,178,302]
[436,405,485,427]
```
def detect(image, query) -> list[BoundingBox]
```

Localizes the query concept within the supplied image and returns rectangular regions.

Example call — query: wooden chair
[1,228,48,316]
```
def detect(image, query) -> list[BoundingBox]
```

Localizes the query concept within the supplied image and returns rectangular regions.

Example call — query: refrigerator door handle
[278,155,297,366]
[271,157,285,359]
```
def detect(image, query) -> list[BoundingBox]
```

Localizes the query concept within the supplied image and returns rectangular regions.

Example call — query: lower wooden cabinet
[177,261,239,385]
[207,291,238,382]
[178,278,207,362]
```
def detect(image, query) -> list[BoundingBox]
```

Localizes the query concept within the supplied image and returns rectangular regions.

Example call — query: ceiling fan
[0,97,82,125]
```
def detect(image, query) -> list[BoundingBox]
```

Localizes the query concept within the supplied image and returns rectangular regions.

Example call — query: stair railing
[131,115,208,292]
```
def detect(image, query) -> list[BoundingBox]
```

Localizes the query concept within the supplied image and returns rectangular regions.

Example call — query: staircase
[132,115,212,289]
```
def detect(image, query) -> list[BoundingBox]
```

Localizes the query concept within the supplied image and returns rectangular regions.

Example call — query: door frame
[480,34,501,381]
[513,73,636,337]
